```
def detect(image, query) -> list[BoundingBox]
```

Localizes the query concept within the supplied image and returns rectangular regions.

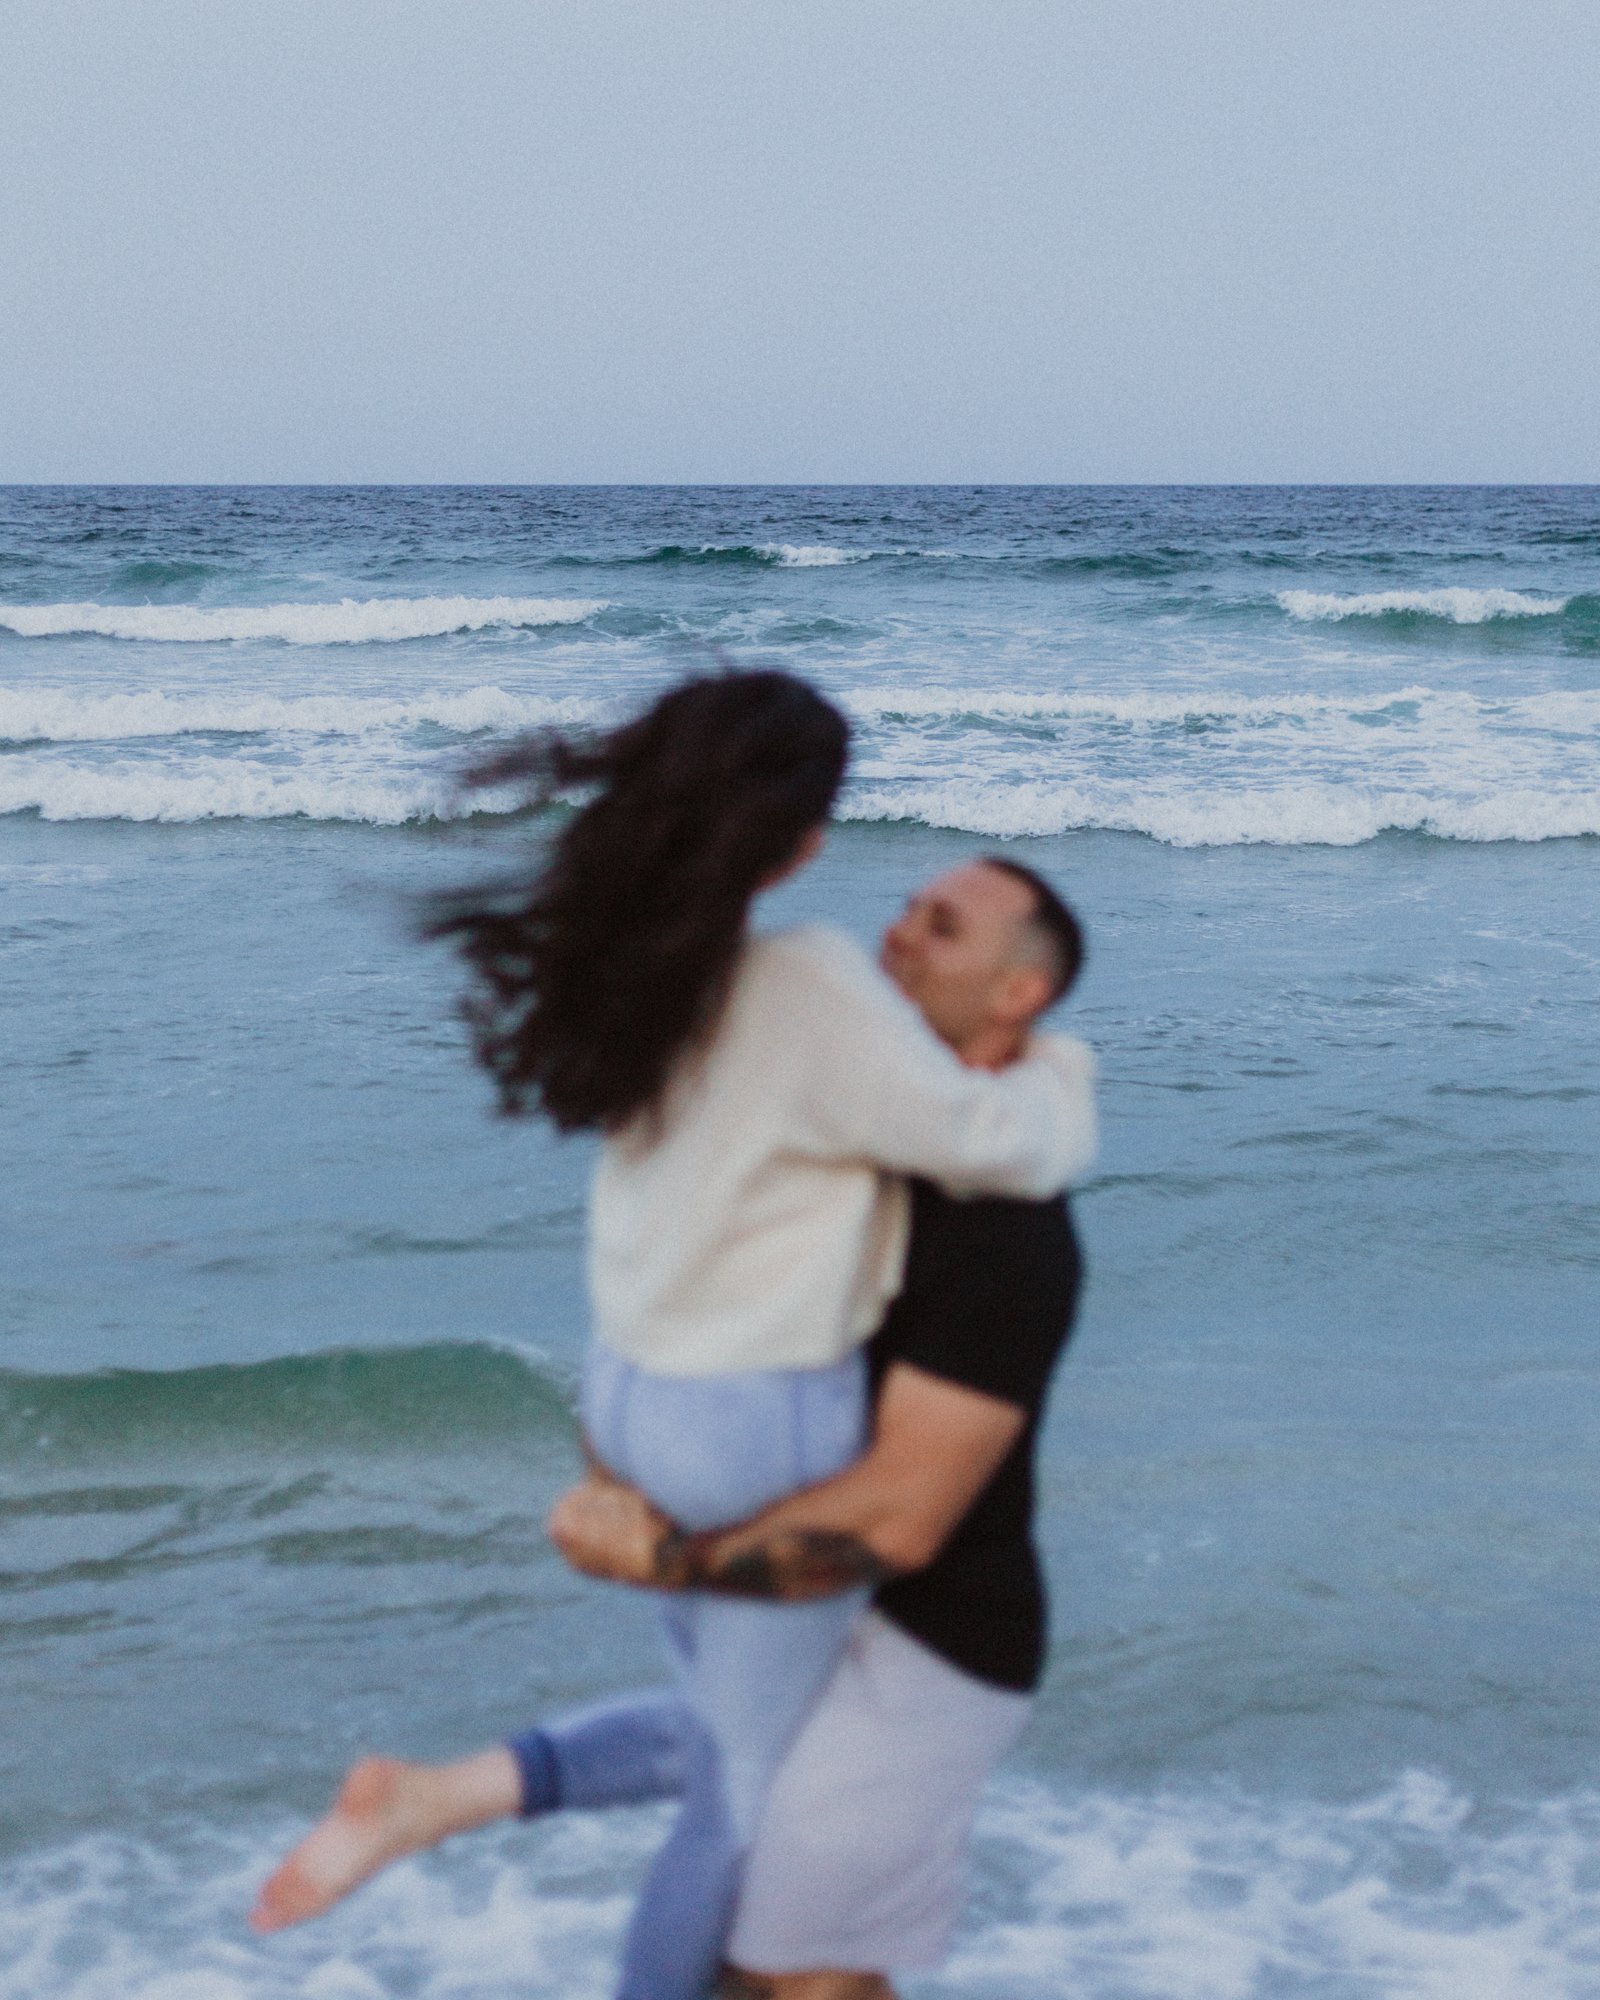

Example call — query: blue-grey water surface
[1,487,1597,1997]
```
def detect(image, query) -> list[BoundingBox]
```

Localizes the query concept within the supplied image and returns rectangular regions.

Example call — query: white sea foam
[845,778,1600,847]
[0,596,607,644]
[4,679,1597,841]
[1278,588,1569,624]
[759,544,865,566]
[0,685,612,743]
[837,681,1600,844]
[0,1813,656,2000]
[5,1778,1600,2000]
[3,680,1348,743]
[0,763,461,825]
[935,1773,1600,1999]
[843,684,1443,725]
[8,678,1544,742]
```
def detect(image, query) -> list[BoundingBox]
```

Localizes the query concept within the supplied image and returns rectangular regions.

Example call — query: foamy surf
[8,768,1596,842]
[0,765,457,824]
[760,543,866,566]
[0,680,1454,743]
[841,780,1600,846]
[623,542,873,567]
[937,1772,1600,1999]
[0,596,607,644]
[6,1777,1598,2000]
[844,684,1449,725]
[3,682,1597,838]
[1278,588,1569,624]
[0,685,614,743]
[0,1813,656,2000]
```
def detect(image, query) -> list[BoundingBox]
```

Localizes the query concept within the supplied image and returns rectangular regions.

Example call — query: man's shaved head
[978,856,1085,1003]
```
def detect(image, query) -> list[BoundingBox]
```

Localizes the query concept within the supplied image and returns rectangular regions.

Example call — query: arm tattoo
[658,1525,893,1602]
[717,1969,778,1999]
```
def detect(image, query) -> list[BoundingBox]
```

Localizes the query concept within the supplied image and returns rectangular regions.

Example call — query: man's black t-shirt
[867,1178,1082,1693]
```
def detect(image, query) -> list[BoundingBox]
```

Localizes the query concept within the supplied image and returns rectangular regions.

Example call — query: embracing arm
[550,1361,1026,1602]
[775,930,1097,1198]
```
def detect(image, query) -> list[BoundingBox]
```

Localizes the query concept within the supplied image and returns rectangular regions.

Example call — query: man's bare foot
[250,1747,521,1933]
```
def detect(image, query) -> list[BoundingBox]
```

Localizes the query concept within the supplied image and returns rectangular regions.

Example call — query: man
[254,855,1088,2000]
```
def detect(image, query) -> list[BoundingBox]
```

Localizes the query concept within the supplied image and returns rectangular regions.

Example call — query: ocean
[1,484,1596,1997]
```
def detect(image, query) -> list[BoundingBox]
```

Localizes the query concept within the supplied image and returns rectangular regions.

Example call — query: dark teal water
[1,488,1597,1996]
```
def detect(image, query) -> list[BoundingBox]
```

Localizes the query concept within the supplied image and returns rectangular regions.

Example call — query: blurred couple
[254,670,1098,1999]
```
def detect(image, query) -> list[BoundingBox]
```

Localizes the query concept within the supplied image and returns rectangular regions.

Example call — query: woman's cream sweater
[587,924,1097,1377]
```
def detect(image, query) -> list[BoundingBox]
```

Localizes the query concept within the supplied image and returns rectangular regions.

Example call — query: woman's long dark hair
[428,670,850,1132]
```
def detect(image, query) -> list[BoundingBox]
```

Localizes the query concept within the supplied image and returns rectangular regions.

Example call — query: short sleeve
[881,1183,1081,1413]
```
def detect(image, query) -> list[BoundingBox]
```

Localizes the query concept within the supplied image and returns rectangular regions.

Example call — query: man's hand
[547,1467,678,1587]
[549,1360,1023,1601]
[547,1467,887,1600]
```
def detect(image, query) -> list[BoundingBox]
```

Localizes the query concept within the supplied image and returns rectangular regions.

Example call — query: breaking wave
[19,678,1590,742]
[1278,588,1570,624]
[762,543,867,567]
[0,596,607,644]
[841,780,1600,846]
[842,684,1444,725]
[7,768,1595,845]
[611,542,887,568]
[2,681,1597,841]
[836,682,1600,844]
[0,685,611,744]
[0,1341,568,1467]
[0,764,469,825]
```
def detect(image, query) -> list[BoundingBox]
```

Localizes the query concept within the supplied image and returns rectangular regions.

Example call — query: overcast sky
[3,1,1597,483]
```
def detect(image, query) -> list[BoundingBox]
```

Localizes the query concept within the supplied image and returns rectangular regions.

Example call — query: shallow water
[1,487,1597,1995]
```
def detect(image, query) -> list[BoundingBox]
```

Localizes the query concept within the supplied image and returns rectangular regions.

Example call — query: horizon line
[3,478,1598,493]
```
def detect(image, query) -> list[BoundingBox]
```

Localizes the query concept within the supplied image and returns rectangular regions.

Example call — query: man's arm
[549,1360,1026,1602]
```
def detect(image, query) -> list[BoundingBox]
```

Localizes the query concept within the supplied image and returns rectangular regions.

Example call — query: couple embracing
[254,670,1098,1999]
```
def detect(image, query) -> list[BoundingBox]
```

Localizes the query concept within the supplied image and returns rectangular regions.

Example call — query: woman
[255,670,1096,1997]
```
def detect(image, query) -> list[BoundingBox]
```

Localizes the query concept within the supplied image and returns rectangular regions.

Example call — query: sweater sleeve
[768,927,1098,1198]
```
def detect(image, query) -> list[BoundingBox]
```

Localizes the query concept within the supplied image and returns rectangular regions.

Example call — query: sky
[2,1,1597,484]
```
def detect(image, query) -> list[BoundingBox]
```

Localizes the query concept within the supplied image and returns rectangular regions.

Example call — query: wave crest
[616,542,880,568]
[0,1342,567,1464]
[844,684,1445,726]
[0,596,607,645]
[0,765,463,825]
[842,780,1600,846]
[0,685,610,744]
[1278,587,1570,624]
[10,768,1591,842]
[5,679,1597,845]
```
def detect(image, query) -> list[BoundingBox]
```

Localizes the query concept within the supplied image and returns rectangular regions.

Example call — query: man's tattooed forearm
[663,1526,894,1601]
[650,1523,695,1590]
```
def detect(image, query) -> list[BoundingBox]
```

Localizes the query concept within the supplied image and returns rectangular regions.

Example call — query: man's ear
[994,962,1053,1027]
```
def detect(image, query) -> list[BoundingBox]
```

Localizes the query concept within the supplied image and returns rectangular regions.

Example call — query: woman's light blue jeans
[536,1341,869,2000]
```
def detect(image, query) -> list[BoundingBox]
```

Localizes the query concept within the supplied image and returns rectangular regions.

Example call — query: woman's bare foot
[250,1747,522,1933]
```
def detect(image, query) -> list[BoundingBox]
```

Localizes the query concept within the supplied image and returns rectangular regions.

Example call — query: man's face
[879,861,1047,1050]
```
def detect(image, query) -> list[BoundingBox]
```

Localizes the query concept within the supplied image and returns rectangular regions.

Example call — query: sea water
[0,485,1596,1998]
